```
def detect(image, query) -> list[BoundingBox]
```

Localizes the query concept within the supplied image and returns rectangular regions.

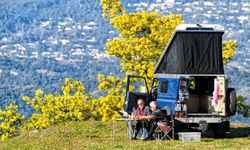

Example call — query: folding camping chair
[154,107,174,140]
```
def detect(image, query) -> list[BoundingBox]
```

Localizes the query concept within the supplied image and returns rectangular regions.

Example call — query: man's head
[137,99,144,109]
[149,101,157,112]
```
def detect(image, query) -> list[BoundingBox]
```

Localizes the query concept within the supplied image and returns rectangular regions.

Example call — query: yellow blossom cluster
[98,0,182,122]
[97,74,125,121]
[100,0,126,21]
[222,41,237,64]
[0,103,24,142]
[22,78,99,130]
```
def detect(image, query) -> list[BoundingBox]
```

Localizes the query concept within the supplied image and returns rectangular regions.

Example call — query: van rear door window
[160,81,168,93]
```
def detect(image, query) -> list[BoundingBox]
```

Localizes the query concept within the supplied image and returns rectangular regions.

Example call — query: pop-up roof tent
[154,24,225,77]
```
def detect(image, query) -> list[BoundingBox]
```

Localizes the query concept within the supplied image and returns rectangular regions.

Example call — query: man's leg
[141,121,149,140]
[144,121,151,133]
[143,122,158,141]
[134,121,142,139]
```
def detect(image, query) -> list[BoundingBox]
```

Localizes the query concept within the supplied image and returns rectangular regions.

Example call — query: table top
[116,118,134,121]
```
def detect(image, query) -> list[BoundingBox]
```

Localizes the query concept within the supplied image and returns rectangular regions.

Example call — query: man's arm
[136,114,155,120]
[143,106,152,116]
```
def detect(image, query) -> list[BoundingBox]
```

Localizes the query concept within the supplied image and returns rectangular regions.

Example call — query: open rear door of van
[124,75,149,114]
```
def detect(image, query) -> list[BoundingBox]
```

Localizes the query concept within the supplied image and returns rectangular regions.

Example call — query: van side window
[160,81,168,93]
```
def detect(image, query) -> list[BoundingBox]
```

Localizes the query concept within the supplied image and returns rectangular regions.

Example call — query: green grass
[0,121,249,150]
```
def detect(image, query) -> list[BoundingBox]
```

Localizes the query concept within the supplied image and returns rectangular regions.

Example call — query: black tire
[226,88,237,116]
[212,121,230,138]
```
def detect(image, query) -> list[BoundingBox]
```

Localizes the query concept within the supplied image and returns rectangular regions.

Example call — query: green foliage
[0,103,24,142]
[237,95,250,117]
[22,78,100,130]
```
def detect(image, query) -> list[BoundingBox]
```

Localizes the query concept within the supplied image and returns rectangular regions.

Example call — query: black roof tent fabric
[154,32,224,75]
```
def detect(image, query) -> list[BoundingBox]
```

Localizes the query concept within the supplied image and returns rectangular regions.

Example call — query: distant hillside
[0,0,122,115]
[0,0,249,120]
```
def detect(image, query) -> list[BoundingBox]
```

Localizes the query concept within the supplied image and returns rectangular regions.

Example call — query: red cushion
[159,123,171,133]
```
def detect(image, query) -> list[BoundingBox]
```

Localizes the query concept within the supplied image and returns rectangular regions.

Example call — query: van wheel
[212,121,230,138]
[226,88,237,116]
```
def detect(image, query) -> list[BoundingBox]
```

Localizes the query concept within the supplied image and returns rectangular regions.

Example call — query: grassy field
[0,121,249,150]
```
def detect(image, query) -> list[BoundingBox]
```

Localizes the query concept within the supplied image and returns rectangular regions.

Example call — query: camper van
[124,24,237,137]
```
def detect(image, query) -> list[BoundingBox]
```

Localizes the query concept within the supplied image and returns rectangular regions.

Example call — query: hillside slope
[0,121,249,150]
[0,0,249,120]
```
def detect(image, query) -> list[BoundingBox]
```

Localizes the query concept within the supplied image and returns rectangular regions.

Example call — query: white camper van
[124,24,237,138]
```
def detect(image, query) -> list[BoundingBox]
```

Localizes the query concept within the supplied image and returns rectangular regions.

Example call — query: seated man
[129,99,151,140]
[138,101,165,141]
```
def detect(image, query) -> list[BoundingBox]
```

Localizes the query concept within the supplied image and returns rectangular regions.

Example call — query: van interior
[186,76,225,115]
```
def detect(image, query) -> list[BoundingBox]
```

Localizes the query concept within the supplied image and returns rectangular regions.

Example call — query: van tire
[226,88,237,116]
[212,121,230,138]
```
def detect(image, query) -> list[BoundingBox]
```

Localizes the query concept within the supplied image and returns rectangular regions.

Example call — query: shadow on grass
[229,126,250,138]
[202,126,250,139]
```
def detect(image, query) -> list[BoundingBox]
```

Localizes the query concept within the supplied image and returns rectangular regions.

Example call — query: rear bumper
[176,116,228,123]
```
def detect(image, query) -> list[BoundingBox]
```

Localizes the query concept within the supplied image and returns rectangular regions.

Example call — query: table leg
[113,120,115,141]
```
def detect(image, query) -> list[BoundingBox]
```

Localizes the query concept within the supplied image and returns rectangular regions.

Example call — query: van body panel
[157,78,179,113]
